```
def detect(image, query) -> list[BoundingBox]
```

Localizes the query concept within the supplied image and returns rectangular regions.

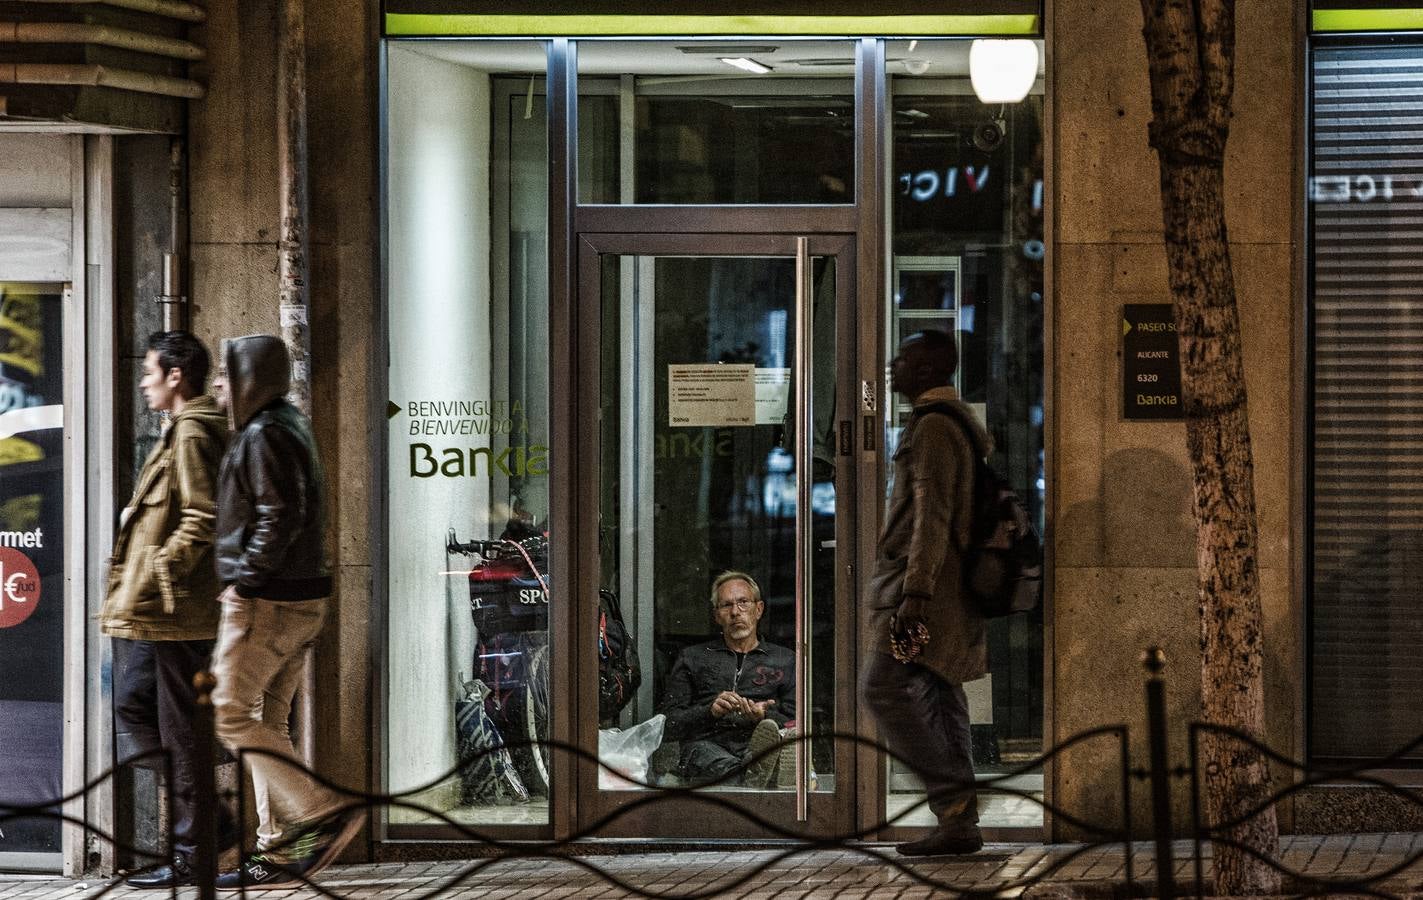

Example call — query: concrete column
[188,0,379,841]
[1049,0,1301,837]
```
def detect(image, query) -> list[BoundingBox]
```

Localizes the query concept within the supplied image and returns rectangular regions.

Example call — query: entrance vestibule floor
[887,790,1044,829]
[389,792,1043,829]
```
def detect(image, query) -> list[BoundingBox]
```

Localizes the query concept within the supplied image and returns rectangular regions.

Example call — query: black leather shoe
[896,827,984,857]
[126,855,194,888]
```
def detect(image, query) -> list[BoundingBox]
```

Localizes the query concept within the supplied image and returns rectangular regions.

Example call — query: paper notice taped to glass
[755,367,790,425]
[667,364,755,427]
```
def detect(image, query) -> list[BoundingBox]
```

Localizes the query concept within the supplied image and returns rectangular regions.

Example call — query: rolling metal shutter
[1311,44,1423,762]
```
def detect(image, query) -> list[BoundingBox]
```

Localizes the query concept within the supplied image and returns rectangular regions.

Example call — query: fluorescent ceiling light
[678,44,778,54]
[719,57,772,74]
[968,39,1038,104]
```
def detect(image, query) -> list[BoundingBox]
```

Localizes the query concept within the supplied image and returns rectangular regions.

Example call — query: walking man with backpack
[209,335,363,886]
[862,329,989,856]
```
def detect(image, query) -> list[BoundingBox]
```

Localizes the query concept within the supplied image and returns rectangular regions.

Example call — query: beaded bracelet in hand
[889,617,930,663]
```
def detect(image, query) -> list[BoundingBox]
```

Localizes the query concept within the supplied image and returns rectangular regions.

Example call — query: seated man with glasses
[658,571,796,787]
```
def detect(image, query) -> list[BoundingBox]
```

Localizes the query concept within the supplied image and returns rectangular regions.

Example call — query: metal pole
[793,236,813,823]
[277,0,312,415]
[191,671,218,900]
[1143,646,1176,900]
[157,138,187,331]
[1119,727,1136,894]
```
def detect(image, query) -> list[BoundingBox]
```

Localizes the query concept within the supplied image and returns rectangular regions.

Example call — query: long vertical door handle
[793,237,813,823]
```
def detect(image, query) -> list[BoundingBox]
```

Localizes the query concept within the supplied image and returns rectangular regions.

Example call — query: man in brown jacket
[100,331,231,887]
[862,329,990,856]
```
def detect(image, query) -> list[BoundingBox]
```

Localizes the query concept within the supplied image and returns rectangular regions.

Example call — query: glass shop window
[385,40,553,827]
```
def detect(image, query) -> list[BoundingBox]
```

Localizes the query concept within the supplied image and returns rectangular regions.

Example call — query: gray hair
[709,571,761,608]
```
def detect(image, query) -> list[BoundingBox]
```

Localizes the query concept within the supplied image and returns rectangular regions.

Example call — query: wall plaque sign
[1122,304,1183,421]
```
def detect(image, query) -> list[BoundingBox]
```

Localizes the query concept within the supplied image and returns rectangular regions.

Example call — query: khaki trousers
[211,593,341,853]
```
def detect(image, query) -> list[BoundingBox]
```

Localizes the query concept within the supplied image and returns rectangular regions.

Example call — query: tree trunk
[1138,0,1281,893]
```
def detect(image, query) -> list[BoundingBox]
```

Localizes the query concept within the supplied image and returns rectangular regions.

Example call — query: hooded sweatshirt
[214,335,332,600]
[101,394,229,640]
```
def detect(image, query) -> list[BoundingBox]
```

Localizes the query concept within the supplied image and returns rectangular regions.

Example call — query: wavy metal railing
[0,749,176,900]
[6,648,1422,899]
[2,712,1133,898]
[213,726,1132,900]
[1184,722,1423,899]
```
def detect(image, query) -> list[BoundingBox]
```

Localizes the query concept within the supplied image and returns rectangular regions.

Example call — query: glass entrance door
[575,233,854,836]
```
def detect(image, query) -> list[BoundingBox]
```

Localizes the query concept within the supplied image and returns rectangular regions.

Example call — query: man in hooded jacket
[209,334,361,887]
[862,329,990,857]
[101,331,232,887]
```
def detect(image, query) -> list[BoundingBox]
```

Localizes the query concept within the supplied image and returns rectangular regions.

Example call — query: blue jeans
[861,651,979,828]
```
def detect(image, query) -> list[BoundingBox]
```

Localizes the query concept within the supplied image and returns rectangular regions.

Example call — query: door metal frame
[572,230,857,838]
[0,135,114,875]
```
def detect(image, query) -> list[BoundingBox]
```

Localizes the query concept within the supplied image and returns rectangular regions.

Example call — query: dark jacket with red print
[660,638,796,747]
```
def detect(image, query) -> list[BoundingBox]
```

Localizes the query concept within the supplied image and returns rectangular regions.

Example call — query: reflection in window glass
[385,40,551,827]
[1309,44,1423,763]
[578,40,855,205]
[0,284,64,857]
[884,39,1045,829]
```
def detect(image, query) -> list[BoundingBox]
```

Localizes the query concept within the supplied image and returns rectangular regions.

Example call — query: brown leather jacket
[214,335,331,600]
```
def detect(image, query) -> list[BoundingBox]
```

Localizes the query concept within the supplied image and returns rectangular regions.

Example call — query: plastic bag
[598,714,665,790]
[454,679,530,805]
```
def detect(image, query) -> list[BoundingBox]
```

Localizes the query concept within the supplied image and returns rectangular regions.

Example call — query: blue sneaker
[215,852,310,889]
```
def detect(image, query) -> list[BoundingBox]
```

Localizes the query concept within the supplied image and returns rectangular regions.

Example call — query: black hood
[224,334,290,428]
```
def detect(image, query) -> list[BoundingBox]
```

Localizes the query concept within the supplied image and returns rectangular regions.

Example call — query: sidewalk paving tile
[8,835,1423,899]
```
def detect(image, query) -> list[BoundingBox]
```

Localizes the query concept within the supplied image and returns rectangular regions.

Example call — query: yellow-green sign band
[385,13,1040,36]
[1313,8,1423,32]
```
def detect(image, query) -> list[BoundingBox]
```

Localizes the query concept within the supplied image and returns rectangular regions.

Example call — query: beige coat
[868,386,990,685]
[100,395,228,641]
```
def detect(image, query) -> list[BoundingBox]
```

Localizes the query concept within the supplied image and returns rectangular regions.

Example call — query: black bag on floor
[597,588,641,723]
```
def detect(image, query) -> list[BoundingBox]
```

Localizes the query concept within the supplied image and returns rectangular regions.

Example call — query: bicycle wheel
[508,640,550,795]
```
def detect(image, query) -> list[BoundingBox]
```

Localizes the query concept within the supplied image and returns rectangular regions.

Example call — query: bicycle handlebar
[446,529,548,559]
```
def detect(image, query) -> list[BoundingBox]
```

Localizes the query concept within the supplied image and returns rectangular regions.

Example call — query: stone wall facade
[178,0,1311,851]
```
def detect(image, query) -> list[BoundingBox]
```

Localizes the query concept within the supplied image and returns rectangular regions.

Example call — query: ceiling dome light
[968,39,1038,104]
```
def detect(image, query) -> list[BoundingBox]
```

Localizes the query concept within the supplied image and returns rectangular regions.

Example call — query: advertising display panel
[0,284,65,858]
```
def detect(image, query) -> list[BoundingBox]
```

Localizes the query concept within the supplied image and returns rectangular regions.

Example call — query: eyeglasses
[714,598,756,613]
